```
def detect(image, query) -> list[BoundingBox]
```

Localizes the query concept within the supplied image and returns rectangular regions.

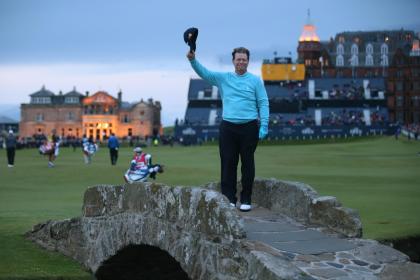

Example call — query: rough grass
[0,136,419,277]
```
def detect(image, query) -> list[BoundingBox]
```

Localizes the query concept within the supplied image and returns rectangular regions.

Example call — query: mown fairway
[0,136,419,278]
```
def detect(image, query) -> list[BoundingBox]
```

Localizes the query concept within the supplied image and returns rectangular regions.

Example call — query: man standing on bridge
[187,46,269,212]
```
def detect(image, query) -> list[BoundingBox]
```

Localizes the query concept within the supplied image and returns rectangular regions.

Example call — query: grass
[0,136,419,277]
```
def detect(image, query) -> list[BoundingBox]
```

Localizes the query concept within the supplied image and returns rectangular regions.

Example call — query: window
[65,97,79,103]
[396,111,404,122]
[412,96,419,107]
[396,96,403,107]
[381,43,388,55]
[366,43,373,54]
[396,82,403,91]
[36,113,44,122]
[140,110,145,116]
[204,88,212,98]
[350,55,359,66]
[387,82,394,91]
[380,55,388,66]
[365,55,373,66]
[336,55,344,66]
[123,115,129,123]
[351,43,358,55]
[336,44,344,55]
[32,97,51,104]
[67,112,74,121]
[338,36,345,43]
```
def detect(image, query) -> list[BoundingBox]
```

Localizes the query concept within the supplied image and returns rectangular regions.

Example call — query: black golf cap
[183,27,198,52]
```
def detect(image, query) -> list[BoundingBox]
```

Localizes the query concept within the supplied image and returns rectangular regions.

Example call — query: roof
[188,79,214,100]
[30,85,55,97]
[64,87,83,97]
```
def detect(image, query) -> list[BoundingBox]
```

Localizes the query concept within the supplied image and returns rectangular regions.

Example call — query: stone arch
[95,244,191,280]
[25,180,363,279]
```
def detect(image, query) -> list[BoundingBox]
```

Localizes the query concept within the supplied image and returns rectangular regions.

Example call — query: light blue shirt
[190,59,269,130]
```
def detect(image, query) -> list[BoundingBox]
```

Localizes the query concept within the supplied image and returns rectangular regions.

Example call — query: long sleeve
[190,59,224,87]
[256,80,269,128]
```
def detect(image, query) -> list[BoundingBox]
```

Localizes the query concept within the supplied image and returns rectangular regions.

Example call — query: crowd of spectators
[323,84,365,100]
[267,109,387,127]
[404,123,420,140]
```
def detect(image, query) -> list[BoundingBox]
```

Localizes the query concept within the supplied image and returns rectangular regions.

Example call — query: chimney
[118,90,122,104]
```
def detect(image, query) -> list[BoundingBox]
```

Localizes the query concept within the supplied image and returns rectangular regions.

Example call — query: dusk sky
[1,0,419,125]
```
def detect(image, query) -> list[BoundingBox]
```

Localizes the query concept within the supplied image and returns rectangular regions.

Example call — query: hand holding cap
[183,27,199,52]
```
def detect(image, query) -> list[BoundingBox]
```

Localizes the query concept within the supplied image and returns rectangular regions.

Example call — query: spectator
[6,130,17,167]
[83,136,98,164]
[107,133,119,165]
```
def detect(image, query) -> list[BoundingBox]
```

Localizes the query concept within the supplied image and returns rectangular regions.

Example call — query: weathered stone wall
[203,178,362,238]
[26,183,305,279]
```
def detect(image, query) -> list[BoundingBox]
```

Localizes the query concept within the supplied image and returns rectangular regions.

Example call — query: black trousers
[109,148,118,165]
[219,120,258,204]
[7,148,15,165]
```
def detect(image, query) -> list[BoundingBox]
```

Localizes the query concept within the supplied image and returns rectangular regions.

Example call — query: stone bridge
[26,178,420,279]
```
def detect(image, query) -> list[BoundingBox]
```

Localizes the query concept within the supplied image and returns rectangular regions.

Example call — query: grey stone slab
[244,221,302,233]
[247,229,327,242]
[271,238,356,254]
[306,268,348,278]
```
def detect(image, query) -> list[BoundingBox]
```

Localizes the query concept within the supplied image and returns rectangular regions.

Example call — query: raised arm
[187,51,223,86]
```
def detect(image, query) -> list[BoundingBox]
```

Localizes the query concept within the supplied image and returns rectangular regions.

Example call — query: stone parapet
[203,178,362,238]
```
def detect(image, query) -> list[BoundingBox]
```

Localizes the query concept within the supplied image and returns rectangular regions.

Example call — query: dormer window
[65,97,79,104]
[380,54,389,66]
[351,43,359,55]
[381,43,388,55]
[32,97,51,104]
[365,55,374,66]
[366,43,373,54]
[336,44,344,55]
[336,55,344,66]
[350,55,359,66]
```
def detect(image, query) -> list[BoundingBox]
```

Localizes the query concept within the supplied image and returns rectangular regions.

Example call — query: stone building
[19,86,162,140]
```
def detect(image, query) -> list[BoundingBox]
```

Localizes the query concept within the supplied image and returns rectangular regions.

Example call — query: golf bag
[123,152,163,183]
[123,164,164,183]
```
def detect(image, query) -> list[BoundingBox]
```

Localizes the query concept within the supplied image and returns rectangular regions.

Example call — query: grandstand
[174,74,391,143]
